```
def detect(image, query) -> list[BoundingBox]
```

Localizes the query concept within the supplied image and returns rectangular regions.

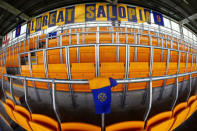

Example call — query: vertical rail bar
[101,113,105,131]
[144,47,153,122]
[186,74,192,101]
[1,75,6,100]
[43,49,53,99]
[171,77,179,110]
[52,80,62,130]
[161,34,164,62]
[121,44,129,107]
[9,78,16,104]
[77,33,80,63]
[60,35,63,64]
[158,49,170,100]
[69,29,71,45]
[28,52,41,101]
[96,26,99,44]
[95,44,100,77]
[65,46,75,108]
[125,27,128,44]
[18,54,21,74]
[116,32,120,62]
[23,78,32,113]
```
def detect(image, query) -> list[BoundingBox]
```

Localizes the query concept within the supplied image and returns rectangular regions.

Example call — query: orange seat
[128,33,135,44]
[40,34,46,43]
[152,62,166,88]
[61,122,100,131]
[32,65,47,89]
[48,64,69,91]
[68,48,77,63]
[100,62,125,91]
[118,33,126,44]
[166,63,177,85]
[170,102,190,130]
[13,105,32,131]
[48,38,58,47]
[22,64,68,90]
[21,65,46,88]
[137,48,150,62]
[186,96,197,119]
[36,49,66,64]
[153,49,167,62]
[146,111,174,131]
[3,99,16,122]
[85,33,96,44]
[179,63,186,82]
[71,63,95,92]
[106,121,145,131]
[100,46,117,62]
[128,62,149,90]
[0,67,7,80]
[29,114,59,131]
[80,47,95,63]
[100,33,113,43]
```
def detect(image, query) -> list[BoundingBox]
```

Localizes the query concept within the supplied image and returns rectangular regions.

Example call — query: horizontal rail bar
[17,43,197,56]
[3,71,197,84]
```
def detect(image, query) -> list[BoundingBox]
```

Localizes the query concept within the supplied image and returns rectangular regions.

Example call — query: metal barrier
[2,70,197,130]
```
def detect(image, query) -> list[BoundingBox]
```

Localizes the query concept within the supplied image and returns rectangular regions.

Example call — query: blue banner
[15,25,21,37]
[48,32,57,39]
[89,77,117,114]
[153,11,164,26]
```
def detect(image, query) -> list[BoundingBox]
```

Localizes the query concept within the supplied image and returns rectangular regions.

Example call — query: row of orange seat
[1,27,196,68]
[36,47,196,64]
[2,95,197,131]
[2,99,100,131]
[49,32,194,54]
[1,46,196,68]
[55,27,195,53]
[20,62,197,92]
[107,95,197,131]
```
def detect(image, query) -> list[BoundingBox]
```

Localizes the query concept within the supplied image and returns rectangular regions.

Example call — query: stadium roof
[0,0,196,40]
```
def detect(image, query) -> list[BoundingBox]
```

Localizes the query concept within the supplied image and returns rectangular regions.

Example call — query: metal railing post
[121,44,130,107]
[158,49,170,100]
[144,46,153,122]
[52,80,62,130]
[65,46,76,108]
[23,78,32,113]
[9,78,16,104]
[28,52,40,101]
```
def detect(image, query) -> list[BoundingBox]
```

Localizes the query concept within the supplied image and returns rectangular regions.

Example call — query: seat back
[71,63,95,92]
[32,65,47,89]
[29,114,59,131]
[3,99,16,122]
[170,102,190,130]
[61,122,101,131]
[100,46,117,62]
[128,62,149,90]
[48,64,69,91]
[13,105,32,131]
[36,49,66,64]
[186,96,197,119]
[146,111,174,131]
[152,62,166,88]
[166,63,177,85]
[100,62,125,91]
[106,121,145,131]
[48,38,58,47]
[80,47,95,63]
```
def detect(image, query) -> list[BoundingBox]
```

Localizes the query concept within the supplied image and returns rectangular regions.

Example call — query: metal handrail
[3,71,197,84]
[1,22,197,50]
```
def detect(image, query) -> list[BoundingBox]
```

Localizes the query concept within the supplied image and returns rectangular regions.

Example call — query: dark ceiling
[0,0,197,41]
